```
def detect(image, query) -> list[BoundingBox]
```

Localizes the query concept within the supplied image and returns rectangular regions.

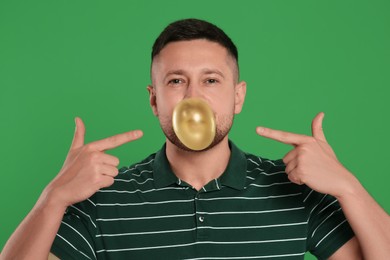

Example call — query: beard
[158,112,234,152]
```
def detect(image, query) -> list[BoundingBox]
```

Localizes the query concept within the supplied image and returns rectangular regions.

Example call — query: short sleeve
[304,188,355,259]
[51,196,97,260]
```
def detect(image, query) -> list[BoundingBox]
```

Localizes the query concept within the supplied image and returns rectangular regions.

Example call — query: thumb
[70,117,85,149]
[311,112,327,142]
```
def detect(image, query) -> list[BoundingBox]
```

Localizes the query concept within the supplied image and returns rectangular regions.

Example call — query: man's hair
[151,18,238,70]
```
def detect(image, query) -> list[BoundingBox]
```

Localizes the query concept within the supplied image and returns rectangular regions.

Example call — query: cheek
[155,92,183,115]
[211,94,235,115]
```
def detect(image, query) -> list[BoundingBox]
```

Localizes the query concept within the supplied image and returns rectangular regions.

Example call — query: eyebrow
[201,68,225,79]
[164,68,225,81]
[164,69,186,79]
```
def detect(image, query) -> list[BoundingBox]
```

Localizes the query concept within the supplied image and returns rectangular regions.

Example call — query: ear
[147,85,158,116]
[234,81,247,114]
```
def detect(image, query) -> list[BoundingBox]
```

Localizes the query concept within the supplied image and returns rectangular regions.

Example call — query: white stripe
[307,194,327,222]
[246,176,255,180]
[69,205,96,228]
[246,169,285,176]
[215,179,220,190]
[265,160,277,166]
[303,190,314,203]
[198,222,307,230]
[114,177,153,185]
[248,182,291,188]
[96,227,197,237]
[56,234,92,260]
[95,198,194,207]
[197,207,305,215]
[96,213,195,222]
[62,221,96,258]
[264,160,284,167]
[318,199,338,214]
[96,238,306,253]
[87,199,96,207]
[132,169,154,177]
[96,222,308,238]
[197,193,302,201]
[315,219,348,248]
[202,187,207,192]
[311,208,342,238]
[184,252,306,260]
[121,159,154,173]
[247,158,260,166]
[97,186,182,194]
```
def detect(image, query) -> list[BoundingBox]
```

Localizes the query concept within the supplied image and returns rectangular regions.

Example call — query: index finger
[91,130,143,151]
[256,127,311,146]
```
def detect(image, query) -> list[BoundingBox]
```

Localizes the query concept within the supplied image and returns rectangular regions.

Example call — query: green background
[1,1,389,258]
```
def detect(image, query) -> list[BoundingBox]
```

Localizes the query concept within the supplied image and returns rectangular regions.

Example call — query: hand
[256,112,357,198]
[44,117,143,208]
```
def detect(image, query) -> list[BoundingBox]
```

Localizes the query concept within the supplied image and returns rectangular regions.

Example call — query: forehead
[151,39,236,79]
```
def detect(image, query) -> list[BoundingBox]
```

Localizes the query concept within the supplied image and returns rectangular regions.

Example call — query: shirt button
[199,216,205,222]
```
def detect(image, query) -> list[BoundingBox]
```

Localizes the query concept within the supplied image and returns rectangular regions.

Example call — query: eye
[168,79,183,85]
[205,78,219,84]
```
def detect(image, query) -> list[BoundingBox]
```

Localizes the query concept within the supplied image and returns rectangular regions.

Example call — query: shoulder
[102,152,158,192]
[243,150,287,179]
[242,149,315,200]
[118,153,157,179]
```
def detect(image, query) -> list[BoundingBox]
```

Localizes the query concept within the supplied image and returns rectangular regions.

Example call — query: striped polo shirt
[51,141,354,259]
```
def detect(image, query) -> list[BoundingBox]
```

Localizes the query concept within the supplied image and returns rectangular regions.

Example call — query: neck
[165,137,231,191]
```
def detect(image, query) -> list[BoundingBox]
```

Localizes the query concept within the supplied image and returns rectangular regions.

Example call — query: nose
[185,82,202,99]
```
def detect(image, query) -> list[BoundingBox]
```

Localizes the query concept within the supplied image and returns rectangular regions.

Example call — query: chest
[94,186,308,259]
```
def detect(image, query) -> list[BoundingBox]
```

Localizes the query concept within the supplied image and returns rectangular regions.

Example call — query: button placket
[195,193,207,239]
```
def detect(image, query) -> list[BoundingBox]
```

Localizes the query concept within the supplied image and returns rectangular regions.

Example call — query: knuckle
[89,151,101,162]
[92,163,101,173]
[295,164,304,173]
[288,174,296,183]
[84,143,95,151]
[282,157,288,164]
[300,175,307,184]
[297,146,310,156]
[113,168,119,176]
[105,177,115,187]
[91,174,101,185]
[279,132,288,142]
[108,135,120,145]
[295,155,304,164]
[124,132,133,139]
[113,157,120,166]
[297,145,307,153]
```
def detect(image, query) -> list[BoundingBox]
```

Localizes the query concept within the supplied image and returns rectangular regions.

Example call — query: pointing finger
[311,112,327,142]
[92,130,144,151]
[256,126,311,146]
[70,117,85,150]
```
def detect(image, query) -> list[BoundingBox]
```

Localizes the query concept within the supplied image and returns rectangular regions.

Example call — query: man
[1,18,389,259]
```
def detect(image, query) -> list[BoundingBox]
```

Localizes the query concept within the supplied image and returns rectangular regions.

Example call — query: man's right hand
[44,117,143,209]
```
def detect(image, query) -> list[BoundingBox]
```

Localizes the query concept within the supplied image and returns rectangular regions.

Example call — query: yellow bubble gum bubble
[172,98,216,151]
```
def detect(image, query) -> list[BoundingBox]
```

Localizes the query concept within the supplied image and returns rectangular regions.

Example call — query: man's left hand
[256,112,357,198]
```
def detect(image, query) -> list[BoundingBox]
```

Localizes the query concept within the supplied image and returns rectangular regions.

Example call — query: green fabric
[51,141,354,259]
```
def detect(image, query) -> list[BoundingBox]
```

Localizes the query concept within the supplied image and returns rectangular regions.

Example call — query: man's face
[149,39,246,151]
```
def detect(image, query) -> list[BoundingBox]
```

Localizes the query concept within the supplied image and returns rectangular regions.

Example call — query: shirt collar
[220,141,247,190]
[153,143,178,188]
[153,140,247,190]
